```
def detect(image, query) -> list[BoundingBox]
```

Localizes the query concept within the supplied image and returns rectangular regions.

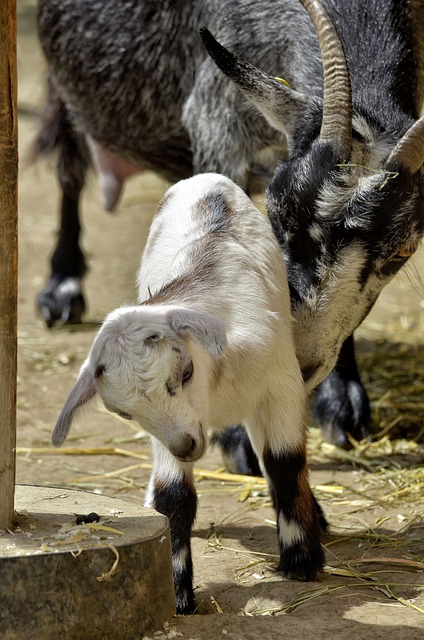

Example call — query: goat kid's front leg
[263,444,325,580]
[248,408,325,580]
[145,439,197,615]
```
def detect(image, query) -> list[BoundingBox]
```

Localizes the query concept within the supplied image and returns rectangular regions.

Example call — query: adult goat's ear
[52,364,97,446]
[199,27,313,150]
[168,308,227,356]
[201,2,354,162]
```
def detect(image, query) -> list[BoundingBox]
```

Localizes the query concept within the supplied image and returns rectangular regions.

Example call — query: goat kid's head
[201,0,424,388]
[52,306,227,462]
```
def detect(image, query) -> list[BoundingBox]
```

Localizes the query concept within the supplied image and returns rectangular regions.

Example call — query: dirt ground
[13,2,424,639]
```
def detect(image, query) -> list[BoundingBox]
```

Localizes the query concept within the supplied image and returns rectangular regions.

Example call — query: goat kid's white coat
[53,173,325,614]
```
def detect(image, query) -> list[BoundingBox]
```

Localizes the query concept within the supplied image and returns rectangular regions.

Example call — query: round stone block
[0,485,175,640]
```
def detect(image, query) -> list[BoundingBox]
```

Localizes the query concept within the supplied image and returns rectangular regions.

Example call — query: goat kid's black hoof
[175,591,195,616]
[277,544,325,582]
[37,276,86,327]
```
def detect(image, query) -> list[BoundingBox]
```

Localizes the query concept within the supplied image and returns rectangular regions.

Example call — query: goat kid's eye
[144,333,162,345]
[182,361,193,385]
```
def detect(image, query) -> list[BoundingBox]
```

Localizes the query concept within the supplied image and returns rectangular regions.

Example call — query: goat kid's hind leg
[145,439,197,615]
[35,76,90,327]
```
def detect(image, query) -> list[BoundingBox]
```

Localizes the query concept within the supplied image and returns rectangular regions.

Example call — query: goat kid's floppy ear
[52,365,97,447]
[168,308,227,356]
[200,27,313,148]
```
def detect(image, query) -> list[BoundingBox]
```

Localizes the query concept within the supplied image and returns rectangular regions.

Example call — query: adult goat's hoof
[37,276,86,327]
[211,425,262,476]
[312,373,371,448]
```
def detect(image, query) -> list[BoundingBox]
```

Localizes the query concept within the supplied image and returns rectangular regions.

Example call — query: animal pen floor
[14,2,423,638]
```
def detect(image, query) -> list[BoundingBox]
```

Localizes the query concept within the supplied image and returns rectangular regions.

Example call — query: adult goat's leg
[312,335,371,448]
[36,76,90,326]
[211,425,262,476]
[145,438,197,615]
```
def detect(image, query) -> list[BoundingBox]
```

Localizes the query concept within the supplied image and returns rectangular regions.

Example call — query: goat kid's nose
[169,429,205,462]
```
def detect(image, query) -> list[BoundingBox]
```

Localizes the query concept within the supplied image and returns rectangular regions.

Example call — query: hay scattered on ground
[354,318,424,441]
[17,426,423,616]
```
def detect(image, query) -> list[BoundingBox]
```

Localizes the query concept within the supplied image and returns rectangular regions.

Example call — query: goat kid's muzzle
[168,427,206,462]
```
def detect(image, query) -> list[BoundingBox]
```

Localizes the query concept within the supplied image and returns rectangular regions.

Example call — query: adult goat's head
[201,0,424,389]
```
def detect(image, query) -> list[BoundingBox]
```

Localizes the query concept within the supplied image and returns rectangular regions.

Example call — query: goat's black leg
[214,424,328,529]
[215,423,328,531]
[35,76,90,327]
[245,408,325,581]
[263,446,325,580]
[312,335,371,448]
[146,440,197,615]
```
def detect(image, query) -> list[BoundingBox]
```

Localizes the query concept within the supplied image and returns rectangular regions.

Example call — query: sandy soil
[13,3,424,639]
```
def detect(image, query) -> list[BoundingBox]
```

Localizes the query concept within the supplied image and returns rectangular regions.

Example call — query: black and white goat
[52,173,326,614]
[37,0,424,450]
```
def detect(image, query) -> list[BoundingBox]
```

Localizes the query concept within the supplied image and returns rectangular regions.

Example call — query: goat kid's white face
[52,307,227,462]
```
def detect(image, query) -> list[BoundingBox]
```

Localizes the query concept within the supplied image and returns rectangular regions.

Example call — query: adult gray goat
[36,0,424,453]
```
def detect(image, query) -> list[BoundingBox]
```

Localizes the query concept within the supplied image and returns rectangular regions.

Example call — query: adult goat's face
[201,0,424,388]
[52,306,227,461]
[267,141,424,389]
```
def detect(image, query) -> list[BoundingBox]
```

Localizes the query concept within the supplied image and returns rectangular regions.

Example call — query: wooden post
[0,0,18,529]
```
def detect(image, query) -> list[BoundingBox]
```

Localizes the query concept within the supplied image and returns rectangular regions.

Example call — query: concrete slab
[0,485,175,640]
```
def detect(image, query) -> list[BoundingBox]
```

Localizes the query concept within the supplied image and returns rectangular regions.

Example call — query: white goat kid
[52,173,325,614]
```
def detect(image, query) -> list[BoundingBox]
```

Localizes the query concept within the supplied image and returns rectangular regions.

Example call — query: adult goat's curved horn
[300,0,352,160]
[386,117,424,173]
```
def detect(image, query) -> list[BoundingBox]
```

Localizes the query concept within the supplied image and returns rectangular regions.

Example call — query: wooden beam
[0,0,18,529]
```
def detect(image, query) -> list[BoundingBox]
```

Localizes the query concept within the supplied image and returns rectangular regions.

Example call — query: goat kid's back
[138,173,291,325]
